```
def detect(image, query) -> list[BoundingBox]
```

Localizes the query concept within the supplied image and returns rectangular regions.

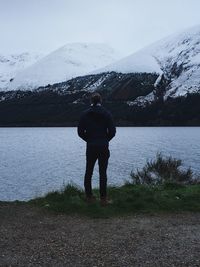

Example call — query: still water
[0,127,200,201]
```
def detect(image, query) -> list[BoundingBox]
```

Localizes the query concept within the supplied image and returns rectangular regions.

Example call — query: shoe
[86,195,96,204]
[100,197,113,207]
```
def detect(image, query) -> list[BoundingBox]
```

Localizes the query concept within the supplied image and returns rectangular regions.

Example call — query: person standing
[77,93,116,206]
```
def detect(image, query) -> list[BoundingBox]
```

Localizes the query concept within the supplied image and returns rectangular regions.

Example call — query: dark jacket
[77,105,116,146]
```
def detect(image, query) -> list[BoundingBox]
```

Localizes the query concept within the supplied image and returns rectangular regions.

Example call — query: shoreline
[19,184,200,217]
[1,182,200,266]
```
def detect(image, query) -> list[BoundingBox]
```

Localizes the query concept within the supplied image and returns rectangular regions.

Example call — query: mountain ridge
[7,43,122,91]
[1,25,200,126]
[90,24,200,100]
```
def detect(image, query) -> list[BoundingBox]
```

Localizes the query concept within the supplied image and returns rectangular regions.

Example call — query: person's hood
[87,105,108,120]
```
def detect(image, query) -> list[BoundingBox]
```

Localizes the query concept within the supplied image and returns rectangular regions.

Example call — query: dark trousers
[84,145,110,198]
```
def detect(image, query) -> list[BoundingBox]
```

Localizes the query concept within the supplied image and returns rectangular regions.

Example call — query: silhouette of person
[78,93,116,206]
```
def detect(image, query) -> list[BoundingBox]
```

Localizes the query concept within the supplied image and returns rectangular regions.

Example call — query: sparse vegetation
[130,153,197,185]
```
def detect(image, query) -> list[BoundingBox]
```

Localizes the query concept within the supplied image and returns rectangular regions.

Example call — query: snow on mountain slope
[151,25,200,98]
[93,25,200,98]
[91,49,162,75]
[8,43,121,90]
[0,52,43,91]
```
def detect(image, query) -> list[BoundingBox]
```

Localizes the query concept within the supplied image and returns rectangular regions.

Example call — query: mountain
[151,25,200,98]
[0,52,43,91]
[7,43,121,90]
[90,24,200,101]
[1,25,200,126]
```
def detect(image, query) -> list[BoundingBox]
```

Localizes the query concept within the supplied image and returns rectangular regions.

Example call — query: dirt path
[0,203,200,267]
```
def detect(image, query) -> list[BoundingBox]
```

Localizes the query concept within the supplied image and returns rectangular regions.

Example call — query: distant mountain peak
[92,24,200,99]
[6,43,122,91]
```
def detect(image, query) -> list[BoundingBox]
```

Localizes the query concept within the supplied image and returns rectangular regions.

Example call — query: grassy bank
[29,183,200,218]
[29,154,200,218]
[0,154,194,218]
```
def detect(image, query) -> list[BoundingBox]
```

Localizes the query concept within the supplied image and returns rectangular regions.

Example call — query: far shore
[1,124,200,127]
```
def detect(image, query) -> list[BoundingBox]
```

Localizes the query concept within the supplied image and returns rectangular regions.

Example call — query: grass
[1,154,199,218]
[26,154,200,218]
[29,183,200,218]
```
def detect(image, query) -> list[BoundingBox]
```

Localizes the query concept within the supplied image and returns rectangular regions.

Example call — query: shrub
[130,153,195,185]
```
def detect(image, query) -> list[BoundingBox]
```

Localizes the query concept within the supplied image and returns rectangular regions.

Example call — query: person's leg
[84,146,98,198]
[98,146,110,198]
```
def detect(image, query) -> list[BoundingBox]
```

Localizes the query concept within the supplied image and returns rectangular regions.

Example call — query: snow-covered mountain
[7,43,121,91]
[1,25,200,107]
[91,24,200,99]
[0,52,43,90]
[92,48,162,75]
[152,25,200,98]
[1,26,200,126]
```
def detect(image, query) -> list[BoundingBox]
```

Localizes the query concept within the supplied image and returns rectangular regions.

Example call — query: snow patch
[92,51,162,75]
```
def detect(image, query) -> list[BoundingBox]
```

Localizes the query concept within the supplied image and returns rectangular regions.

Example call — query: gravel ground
[0,203,200,267]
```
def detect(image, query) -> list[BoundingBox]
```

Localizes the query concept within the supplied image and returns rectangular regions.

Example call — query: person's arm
[77,114,88,142]
[107,113,116,141]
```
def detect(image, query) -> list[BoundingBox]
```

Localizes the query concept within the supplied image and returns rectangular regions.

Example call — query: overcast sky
[1,0,200,56]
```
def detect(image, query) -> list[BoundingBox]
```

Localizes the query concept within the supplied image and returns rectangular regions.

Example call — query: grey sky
[1,0,200,56]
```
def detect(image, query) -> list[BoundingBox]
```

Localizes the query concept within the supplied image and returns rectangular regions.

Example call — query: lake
[0,127,200,201]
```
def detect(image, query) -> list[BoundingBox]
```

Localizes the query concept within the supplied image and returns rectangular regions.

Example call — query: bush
[130,153,195,185]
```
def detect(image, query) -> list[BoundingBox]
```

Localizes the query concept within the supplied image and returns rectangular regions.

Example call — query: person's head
[90,93,102,106]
